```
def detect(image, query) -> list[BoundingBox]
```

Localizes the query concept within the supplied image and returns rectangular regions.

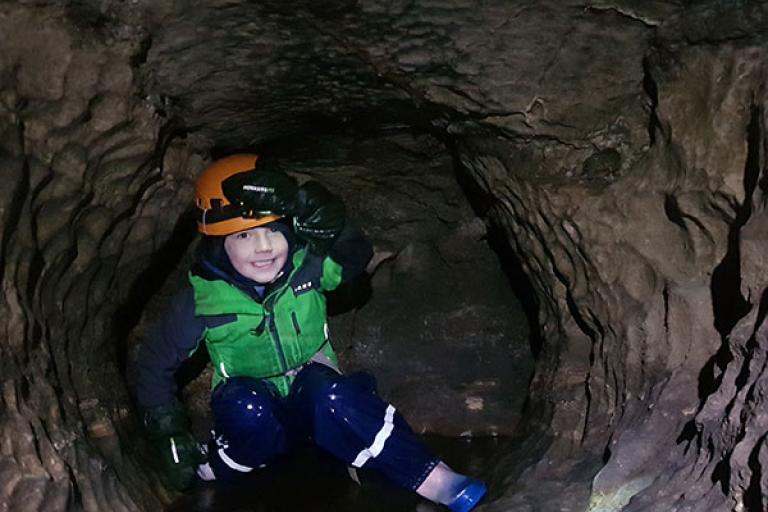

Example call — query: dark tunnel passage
[3,2,768,512]
[120,127,538,511]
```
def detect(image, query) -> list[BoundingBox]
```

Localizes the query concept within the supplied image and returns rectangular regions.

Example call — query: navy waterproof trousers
[206,363,440,490]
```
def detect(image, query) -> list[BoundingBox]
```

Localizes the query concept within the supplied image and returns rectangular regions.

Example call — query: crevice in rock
[732,334,757,391]
[566,290,599,343]
[67,467,82,508]
[452,147,543,358]
[66,1,114,33]
[486,223,544,358]
[642,54,662,146]
[26,246,45,304]
[663,194,686,229]
[583,4,663,28]
[710,104,761,337]
[131,35,154,70]
[744,431,768,511]
[0,133,29,287]
[697,342,733,401]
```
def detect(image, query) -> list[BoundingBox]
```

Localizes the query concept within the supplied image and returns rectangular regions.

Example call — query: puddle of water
[167,435,502,512]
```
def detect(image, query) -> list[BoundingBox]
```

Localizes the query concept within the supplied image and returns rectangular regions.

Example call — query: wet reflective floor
[168,436,502,512]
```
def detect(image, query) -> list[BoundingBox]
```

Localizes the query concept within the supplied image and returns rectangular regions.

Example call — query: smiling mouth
[250,259,275,269]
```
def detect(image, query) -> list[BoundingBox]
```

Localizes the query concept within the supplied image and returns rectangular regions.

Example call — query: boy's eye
[237,232,250,239]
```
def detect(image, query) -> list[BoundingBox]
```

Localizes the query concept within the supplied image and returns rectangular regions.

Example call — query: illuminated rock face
[2,1,768,510]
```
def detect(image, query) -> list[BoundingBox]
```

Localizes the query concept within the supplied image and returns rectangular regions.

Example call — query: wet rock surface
[2,1,768,511]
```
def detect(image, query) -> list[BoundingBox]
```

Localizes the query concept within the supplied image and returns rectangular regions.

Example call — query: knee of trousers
[209,377,288,478]
[291,369,393,457]
[291,364,378,408]
[211,377,285,437]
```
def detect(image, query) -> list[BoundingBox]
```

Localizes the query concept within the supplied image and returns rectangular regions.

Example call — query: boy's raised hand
[293,181,346,254]
[221,168,299,218]
[221,167,345,254]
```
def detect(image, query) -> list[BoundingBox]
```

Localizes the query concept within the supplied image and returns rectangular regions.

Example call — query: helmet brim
[198,214,283,236]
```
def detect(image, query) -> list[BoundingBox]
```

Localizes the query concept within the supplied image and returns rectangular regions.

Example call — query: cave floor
[167,435,502,512]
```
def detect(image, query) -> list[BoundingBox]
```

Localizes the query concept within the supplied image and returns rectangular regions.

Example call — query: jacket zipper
[255,251,305,375]
[264,291,288,373]
[291,312,302,335]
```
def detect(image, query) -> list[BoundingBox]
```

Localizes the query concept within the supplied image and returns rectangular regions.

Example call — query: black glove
[221,167,345,253]
[221,168,299,219]
[143,402,205,491]
[293,181,346,254]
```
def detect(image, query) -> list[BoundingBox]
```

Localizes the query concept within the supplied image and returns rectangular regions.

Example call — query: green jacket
[190,248,344,396]
[133,225,373,410]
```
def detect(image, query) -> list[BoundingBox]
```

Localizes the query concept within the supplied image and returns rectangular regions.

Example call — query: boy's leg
[205,376,289,483]
[287,363,487,511]
[287,363,440,490]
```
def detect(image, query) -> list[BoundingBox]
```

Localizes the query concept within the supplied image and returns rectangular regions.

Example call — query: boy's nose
[253,231,272,252]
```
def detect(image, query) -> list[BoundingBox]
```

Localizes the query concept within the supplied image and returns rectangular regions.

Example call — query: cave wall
[472,39,768,511]
[2,1,768,511]
[619,44,768,512]
[0,3,198,510]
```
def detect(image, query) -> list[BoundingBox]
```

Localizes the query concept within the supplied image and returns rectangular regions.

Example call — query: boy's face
[224,226,289,284]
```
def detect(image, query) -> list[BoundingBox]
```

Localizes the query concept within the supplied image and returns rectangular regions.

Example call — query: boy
[133,154,487,511]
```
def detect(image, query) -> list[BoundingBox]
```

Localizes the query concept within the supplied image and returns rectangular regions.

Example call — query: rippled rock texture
[2,0,768,511]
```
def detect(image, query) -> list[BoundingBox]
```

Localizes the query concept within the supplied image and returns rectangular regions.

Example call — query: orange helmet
[195,154,282,236]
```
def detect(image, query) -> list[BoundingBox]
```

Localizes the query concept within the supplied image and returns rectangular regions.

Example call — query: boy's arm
[131,286,207,490]
[326,223,374,284]
[133,287,206,410]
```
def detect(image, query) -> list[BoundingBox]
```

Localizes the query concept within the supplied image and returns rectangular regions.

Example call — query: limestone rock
[3,1,768,511]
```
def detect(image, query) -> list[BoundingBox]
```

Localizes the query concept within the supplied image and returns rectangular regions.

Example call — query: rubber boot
[445,477,487,512]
